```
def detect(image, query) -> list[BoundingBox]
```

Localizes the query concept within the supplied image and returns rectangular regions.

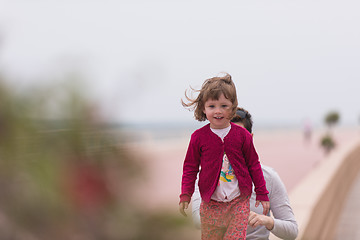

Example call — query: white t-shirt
[210,125,241,202]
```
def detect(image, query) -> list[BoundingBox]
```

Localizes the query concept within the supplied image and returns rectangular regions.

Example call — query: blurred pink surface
[129,127,359,210]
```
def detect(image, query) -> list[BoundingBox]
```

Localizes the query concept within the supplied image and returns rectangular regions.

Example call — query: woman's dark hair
[231,107,253,133]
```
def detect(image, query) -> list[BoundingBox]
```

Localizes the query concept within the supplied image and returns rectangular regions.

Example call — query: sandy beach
[127,126,360,211]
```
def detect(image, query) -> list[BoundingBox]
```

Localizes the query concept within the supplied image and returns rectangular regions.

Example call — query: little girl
[179,73,269,239]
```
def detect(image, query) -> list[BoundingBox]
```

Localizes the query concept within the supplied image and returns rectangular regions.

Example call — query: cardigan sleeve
[242,134,269,202]
[179,132,201,203]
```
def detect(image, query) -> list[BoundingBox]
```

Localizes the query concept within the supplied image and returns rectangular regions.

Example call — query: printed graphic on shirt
[219,153,235,183]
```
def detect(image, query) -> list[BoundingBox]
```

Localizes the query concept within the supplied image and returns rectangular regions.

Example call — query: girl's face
[203,93,233,129]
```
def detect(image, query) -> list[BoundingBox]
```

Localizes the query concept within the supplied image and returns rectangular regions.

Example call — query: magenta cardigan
[180,123,269,203]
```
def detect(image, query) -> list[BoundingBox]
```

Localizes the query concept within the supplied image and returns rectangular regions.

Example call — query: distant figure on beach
[179,73,269,239]
[192,108,298,240]
[303,119,312,143]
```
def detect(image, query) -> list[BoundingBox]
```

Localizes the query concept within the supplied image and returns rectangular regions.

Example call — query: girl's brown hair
[181,73,238,121]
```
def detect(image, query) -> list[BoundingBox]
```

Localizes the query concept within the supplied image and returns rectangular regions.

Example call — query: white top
[210,125,241,202]
[210,125,231,141]
[192,165,298,240]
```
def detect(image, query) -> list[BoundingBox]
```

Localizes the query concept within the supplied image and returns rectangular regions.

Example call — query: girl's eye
[222,105,228,108]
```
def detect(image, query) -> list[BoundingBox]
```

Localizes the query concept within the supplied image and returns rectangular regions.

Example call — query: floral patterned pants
[200,196,250,240]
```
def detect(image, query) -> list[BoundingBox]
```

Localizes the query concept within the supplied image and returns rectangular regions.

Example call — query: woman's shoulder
[261,165,276,174]
[261,165,280,180]
[261,165,287,196]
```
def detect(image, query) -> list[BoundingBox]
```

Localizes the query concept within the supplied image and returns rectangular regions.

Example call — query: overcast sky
[1,0,359,128]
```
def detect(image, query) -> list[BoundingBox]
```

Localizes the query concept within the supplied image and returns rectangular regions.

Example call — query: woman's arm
[268,168,298,239]
[242,133,269,213]
[248,211,274,230]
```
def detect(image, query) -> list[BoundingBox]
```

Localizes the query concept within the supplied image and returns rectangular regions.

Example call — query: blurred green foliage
[320,111,340,154]
[324,111,340,129]
[320,134,336,154]
[0,78,194,239]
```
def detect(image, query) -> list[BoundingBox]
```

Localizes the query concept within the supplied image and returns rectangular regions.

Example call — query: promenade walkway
[285,128,360,240]
[334,170,360,239]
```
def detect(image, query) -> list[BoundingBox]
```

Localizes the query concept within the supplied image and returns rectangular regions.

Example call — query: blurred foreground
[0,79,197,240]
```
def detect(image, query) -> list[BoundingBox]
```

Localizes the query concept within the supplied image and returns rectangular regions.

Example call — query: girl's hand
[255,200,270,215]
[248,211,274,230]
[179,201,189,217]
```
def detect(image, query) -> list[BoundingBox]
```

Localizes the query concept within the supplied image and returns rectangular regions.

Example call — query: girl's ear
[251,133,254,137]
